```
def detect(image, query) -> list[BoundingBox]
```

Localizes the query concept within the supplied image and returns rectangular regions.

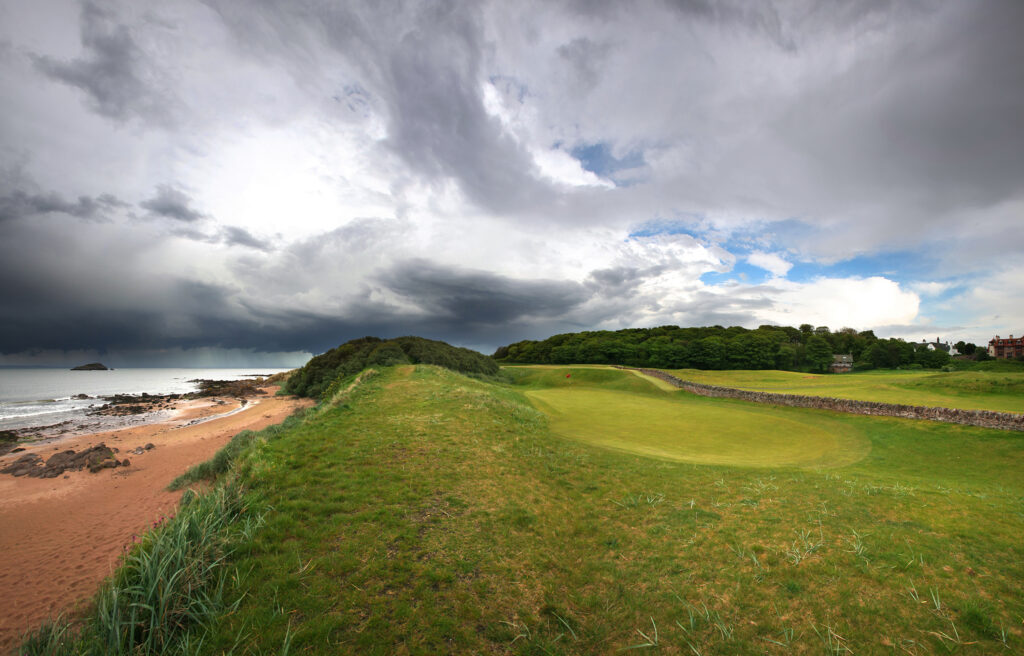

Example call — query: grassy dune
[180,364,1024,655]
[662,368,1024,414]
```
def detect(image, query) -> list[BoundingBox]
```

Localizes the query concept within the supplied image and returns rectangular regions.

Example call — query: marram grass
[19,409,314,655]
[19,481,255,655]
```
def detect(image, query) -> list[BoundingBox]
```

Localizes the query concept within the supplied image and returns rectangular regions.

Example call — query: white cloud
[747,251,792,277]
[754,276,920,331]
[957,265,1024,339]
[909,281,952,297]
[531,147,614,188]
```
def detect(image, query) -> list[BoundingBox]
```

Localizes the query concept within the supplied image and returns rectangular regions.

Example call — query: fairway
[519,368,870,468]
[664,368,1024,413]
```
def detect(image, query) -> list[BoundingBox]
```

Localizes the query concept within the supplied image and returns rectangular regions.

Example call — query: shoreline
[0,385,314,652]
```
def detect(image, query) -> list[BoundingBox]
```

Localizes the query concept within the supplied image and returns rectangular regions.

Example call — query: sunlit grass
[526,387,870,467]
[664,367,1024,413]
[188,364,1024,654]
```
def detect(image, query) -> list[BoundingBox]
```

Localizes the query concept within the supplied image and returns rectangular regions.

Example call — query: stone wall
[626,368,1024,432]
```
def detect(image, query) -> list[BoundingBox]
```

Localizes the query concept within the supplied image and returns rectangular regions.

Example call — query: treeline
[494,324,960,372]
[286,336,500,398]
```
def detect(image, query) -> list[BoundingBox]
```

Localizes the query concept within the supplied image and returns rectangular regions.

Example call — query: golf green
[526,386,870,468]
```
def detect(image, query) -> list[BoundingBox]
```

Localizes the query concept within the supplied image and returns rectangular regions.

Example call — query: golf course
[22,361,1024,655]
[663,368,1024,414]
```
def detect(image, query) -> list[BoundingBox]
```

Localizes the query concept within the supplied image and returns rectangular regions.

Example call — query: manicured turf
[191,364,1024,655]
[664,368,1024,413]
[514,369,870,468]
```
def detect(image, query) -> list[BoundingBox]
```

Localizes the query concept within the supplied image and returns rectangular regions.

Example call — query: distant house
[988,335,1024,359]
[919,338,958,356]
[829,354,853,373]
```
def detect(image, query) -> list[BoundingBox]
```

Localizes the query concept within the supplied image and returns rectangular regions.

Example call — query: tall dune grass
[19,481,256,655]
[19,405,313,655]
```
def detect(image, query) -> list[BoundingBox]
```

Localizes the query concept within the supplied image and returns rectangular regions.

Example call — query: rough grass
[19,482,258,655]
[664,367,1024,413]
[168,408,313,490]
[190,364,1024,655]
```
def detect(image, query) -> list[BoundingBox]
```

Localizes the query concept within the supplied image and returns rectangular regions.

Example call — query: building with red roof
[988,335,1024,359]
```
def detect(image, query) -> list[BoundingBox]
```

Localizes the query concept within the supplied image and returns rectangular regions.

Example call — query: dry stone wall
[627,368,1024,432]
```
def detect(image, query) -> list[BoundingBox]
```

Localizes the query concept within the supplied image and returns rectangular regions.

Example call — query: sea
[0,368,292,433]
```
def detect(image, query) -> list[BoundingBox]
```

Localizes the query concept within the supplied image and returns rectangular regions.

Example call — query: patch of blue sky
[917,302,972,335]
[631,218,965,298]
[700,261,773,286]
[570,141,645,178]
[786,250,936,285]
[627,216,706,240]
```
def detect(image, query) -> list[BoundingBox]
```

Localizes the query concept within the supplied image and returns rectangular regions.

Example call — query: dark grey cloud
[166,224,271,251]
[0,190,124,223]
[662,0,792,50]
[557,37,611,92]
[208,0,554,214]
[379,259,588,326]
[220,225,271,251]
[777,1,1024,214]
[371,3,553,213]
[31,1,167,123]
[140,185,205,223]
[585,265,667,295]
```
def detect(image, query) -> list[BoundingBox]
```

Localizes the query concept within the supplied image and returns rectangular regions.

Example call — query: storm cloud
[32,1,171,123]
[140,185,206,223]
[1,0,1021,366]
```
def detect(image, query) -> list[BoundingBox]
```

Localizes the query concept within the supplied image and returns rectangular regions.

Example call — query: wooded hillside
[494,324,954,372]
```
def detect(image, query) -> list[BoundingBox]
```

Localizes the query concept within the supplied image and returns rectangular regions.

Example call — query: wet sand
[0,388,314,652]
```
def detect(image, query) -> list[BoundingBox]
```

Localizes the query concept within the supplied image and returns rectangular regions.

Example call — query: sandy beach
[0,387,314,653]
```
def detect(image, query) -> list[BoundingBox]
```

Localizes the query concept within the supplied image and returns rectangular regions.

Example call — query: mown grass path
[201,365,1024,654]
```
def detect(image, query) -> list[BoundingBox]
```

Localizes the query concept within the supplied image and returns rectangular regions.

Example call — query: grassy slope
[664,368,1024,414]
[201,365,1024,655]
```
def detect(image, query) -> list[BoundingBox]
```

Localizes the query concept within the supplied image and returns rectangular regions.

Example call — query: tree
[775,343,797,370]
[690,336,726,369]
[805,335,833,373]
[728,333,776,369]
[955,341,976,356]
[914,346,950,369]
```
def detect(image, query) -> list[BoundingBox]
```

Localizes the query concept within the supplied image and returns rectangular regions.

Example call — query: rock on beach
[0,444,129,478]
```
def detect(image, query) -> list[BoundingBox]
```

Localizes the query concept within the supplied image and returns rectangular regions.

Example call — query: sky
[1,0,1022,367]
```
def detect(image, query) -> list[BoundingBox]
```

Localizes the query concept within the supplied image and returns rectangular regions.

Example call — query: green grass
[183,364,1024,654]
[168,408,313,490]
[514,372,870,468]
[664,367,1024,413]
[19,481,258,655]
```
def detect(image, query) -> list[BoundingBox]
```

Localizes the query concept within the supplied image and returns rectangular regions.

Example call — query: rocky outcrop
[0,443,130,478]
[0,430,18,457]
[88,379,266,418]
[625,367,1024,432]
[189,379,268,399]
[71,362,108,370]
